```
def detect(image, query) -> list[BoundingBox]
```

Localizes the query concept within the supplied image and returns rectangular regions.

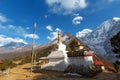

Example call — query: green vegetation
[19,55,31,65]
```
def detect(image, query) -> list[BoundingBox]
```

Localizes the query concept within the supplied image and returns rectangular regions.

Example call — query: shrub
[0,59,17,71]
[19,55,31,65]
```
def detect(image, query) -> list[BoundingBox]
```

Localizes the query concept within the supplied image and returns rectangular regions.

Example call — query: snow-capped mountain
[78,18,120,61]
[76,29,92,38]
[1,42,26,49]
[0,41,27,54]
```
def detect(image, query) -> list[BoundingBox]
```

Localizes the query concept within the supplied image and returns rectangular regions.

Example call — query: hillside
[0,32,83,60]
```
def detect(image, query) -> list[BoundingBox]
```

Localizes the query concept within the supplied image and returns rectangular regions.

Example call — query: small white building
[67,51,95,67]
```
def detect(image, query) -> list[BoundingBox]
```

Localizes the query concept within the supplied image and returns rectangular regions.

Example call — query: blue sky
[0,0,120,46]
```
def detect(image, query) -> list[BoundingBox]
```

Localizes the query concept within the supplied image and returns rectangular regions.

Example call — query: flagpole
[30,22,36,75]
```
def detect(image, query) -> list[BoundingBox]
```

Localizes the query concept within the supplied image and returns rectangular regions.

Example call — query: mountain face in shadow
[110,31,120,57]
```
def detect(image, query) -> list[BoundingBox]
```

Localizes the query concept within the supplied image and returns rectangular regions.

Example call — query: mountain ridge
[0,41,26,49]
[77,18,120,61]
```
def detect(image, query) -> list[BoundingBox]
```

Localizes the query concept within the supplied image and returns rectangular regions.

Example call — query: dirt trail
[0,63,120,80]
[0,63,41,80]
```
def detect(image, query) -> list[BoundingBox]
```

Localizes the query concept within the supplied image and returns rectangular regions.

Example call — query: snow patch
[113,17,120,21]
[61,35,69,42]
[76,29,92,38]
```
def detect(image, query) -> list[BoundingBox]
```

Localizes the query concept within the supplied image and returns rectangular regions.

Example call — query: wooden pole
[30,23,36,75]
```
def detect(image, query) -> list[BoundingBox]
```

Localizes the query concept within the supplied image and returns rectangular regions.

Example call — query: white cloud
[55,28,61,31]
[8,25,15,29]
[24,34,39,39]
[0,13,33,44]
[0,24,27,38]
[0,13,27,38]
[0,34,27,46]
[86,0,120,13]
[113,17,120,21]
[46,25,53,31]
[72,15,83,25]
[0,14,8,22]
[108,0,120,2]
[73,13,79,16]
[0,14,27,37]
[47,28,62,41]
[76,29,92,38]
[46,0,87,15]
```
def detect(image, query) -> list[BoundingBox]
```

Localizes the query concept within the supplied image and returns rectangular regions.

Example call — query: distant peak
[76,29,93,38]
[62,32,72,36]
[113,17,120,21]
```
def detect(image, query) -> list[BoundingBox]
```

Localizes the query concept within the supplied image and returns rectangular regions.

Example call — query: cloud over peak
[76,29,92,38]
[46,0,87,15]
[46,25,53,31]
[0,34,27,46]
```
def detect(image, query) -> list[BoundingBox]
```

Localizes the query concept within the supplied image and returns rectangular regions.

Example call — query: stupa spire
[58,31,61,43]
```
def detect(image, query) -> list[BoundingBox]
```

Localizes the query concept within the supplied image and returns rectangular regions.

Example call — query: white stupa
[40,31,101,72]
[40,31,69,71]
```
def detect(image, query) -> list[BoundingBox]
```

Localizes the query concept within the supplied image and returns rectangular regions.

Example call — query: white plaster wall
[49,58,63,62]
[57,42,66,52]
[69,57,84,66]
[84,56,94,66]
[69,56,94,67]
[41,60,69,71]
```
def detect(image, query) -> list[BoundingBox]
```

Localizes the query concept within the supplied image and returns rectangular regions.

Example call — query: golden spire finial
[78,41,80,46]
[58,31,61,43]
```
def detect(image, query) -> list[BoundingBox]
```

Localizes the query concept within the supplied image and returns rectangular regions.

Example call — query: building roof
[67,51,95,57]
[0,60,3,64]
[94,61,104,66]
[67,51,84,57]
